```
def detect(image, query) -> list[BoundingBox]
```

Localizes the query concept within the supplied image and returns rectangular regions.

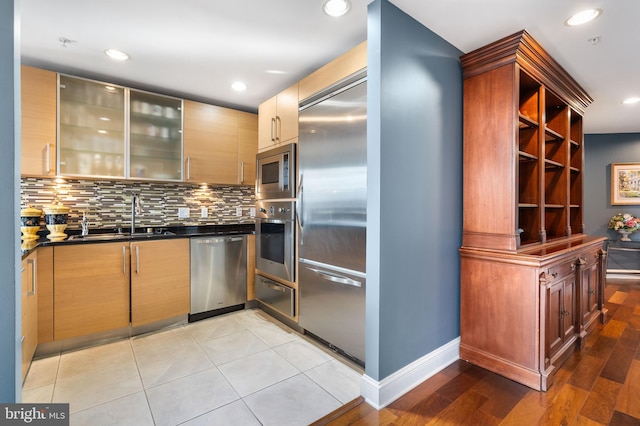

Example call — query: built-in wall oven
[255,200,295,283]
[255,143,296,200]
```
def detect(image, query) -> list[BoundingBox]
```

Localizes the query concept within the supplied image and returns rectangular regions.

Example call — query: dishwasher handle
[193,236,245,245]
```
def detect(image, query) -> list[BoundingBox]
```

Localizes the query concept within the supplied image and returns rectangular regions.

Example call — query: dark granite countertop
[21,223,255,258]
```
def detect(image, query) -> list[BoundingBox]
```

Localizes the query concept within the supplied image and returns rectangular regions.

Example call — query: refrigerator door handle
[308,267,362,288]
[296,173,304,244]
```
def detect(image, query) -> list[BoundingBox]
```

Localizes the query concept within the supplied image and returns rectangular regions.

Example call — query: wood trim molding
[360,338,460,409]
[461,29,592,113]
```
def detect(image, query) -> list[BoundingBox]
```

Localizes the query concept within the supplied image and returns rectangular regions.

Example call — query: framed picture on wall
[611,162,640,205]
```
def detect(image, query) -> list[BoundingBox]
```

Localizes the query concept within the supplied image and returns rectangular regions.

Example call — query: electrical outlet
[236,206,242,217]
[200,207,208,218]
[178,207,190,218]
[249,207,256,217]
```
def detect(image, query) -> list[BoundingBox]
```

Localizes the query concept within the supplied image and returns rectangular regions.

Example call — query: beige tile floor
[22,308,363,426]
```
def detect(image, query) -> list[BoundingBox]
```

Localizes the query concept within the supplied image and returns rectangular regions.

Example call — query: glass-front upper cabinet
[129,90,183,180]
[58,75,126,177]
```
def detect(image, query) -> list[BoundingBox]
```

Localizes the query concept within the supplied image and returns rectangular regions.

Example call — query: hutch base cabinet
[460,237,606,391]
[460,30,607,391]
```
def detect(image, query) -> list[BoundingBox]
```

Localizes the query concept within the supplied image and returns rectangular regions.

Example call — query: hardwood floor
[314,277,640,425]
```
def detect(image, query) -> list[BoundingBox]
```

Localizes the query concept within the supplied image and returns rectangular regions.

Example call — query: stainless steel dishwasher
[189,235,247,322]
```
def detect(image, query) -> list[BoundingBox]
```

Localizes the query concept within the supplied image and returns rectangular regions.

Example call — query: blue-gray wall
[0,0,21,402]
[585,133,640,241]
[366,0,462,381]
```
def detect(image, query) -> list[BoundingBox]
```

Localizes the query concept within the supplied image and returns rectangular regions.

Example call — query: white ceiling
[20,0,640,134]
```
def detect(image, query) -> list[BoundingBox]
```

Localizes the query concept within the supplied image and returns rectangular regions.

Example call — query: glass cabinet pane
[129,90,183,180]
[58,75,126,177]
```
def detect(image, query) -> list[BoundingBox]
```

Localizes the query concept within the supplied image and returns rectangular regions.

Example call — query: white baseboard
[360,337,460,409]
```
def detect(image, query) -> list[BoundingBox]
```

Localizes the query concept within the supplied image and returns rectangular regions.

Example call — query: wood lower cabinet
[460,238,605,391]
[53,239,190,339]
[21,65,57,176]
[130,239,190,327]
[21,251,38,382]
[54,242,130,340]
[541,271,576,369]
[246,234,256,301]
[36,246,54,344]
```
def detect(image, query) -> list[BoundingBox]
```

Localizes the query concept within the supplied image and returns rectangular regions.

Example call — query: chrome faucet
[131,193,143,234]
[81,211,90,236]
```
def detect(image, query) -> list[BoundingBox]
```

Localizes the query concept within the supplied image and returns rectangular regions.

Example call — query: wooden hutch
[459,30,607,391]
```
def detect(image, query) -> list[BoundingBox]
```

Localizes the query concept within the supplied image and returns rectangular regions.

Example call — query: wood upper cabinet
[460,30,592,251]
[21,65,57,176]
[258,83,298,152]
[298,41,367,102]
[53,242,130,340]
[183,100,258,185]
[238,111,258,185]
[459,31,606,392]
[21,251,38,382]
[130,239,190,327]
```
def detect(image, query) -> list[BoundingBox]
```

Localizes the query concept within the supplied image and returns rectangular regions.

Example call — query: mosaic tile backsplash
[21,177,256,231]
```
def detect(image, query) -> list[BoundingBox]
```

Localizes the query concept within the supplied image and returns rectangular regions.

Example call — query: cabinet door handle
[186,156,191,180]
[275,116,281,142]
[27,258,37,296]
[135,245,140,274]
[45,143,52,174]
[122,245,127,275]
[270,117,276,142]
[240,161,245,184]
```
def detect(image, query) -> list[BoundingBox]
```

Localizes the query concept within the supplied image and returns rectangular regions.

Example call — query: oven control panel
[255,200,295,221]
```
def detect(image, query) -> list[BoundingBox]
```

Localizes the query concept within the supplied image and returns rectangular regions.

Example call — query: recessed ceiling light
[231,82,247,91]
[99,116,111,121]
[97,130,108,134]
[104,85,117,92]
[104,48,129,61]
[622,97,640,105]
[323,0,351,17]
[565,9,602,26]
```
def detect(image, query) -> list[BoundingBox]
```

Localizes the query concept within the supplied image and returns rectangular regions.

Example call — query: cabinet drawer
[255,275,295,317]
[578,251,599,268]
[547,261,575,280]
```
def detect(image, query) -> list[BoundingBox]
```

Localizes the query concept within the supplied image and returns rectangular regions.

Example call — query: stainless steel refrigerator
[297,73,366,365]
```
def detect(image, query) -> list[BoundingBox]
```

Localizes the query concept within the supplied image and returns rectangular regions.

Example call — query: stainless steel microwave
[255,143,296,199]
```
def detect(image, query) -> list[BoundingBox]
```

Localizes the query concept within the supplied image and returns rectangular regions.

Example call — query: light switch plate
[200,207,208,218]
[236,206,242,217]
[249,207,256,217]
[178,207,190,218]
